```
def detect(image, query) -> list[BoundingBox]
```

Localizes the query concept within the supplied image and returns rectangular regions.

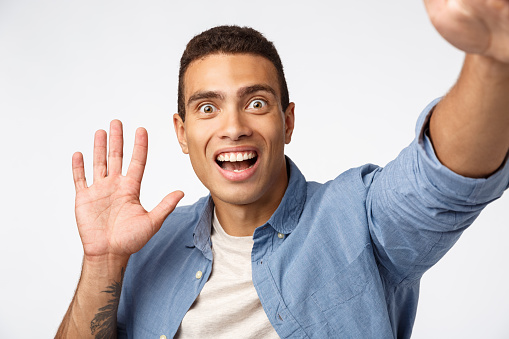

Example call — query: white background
[0,0,508,337]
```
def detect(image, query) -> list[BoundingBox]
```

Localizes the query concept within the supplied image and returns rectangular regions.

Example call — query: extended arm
[56,121,183,338]
[425,0,509,178]
[365,0,509,296]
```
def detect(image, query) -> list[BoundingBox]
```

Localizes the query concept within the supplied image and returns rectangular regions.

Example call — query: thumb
[149,190,185,228]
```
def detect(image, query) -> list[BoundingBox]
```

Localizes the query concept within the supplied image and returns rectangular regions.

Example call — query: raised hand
[72,120,184,260]
[424,0,509,63]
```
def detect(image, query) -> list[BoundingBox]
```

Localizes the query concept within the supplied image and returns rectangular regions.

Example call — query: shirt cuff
[414,98,509,205]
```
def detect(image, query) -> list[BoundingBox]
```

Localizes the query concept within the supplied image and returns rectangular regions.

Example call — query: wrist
[82,253,129,280]
[83,252,130,266]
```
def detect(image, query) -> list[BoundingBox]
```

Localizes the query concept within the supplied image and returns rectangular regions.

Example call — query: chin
[211,187,264,207]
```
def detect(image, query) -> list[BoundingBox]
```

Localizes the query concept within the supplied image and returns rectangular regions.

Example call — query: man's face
[174,53,295,208]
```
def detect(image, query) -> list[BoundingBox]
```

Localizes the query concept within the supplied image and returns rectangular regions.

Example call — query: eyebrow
[187,91,225,107]
[237,84,278,99]
[186,84,278,107]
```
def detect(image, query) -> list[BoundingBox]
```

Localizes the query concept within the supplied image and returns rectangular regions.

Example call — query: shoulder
[306,163,382,198]
[299,164,382,238]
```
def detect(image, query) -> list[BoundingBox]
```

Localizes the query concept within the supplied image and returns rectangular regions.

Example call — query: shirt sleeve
[366,98,509,285]
[116,262,132,338]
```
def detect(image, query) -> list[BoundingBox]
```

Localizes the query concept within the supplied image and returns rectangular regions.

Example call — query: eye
[247,99,267,110]
[199,104,218,114]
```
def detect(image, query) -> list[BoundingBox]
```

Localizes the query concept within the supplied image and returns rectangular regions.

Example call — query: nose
[219,109,252,141]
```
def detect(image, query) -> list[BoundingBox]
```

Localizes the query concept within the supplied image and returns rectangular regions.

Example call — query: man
[57,1,509,338]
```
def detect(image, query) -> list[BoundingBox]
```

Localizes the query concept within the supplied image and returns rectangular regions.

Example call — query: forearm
[56,255,129,338]
[429,53,509,178]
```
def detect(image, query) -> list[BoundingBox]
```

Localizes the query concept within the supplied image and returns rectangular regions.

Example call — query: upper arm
[366,100,509,284]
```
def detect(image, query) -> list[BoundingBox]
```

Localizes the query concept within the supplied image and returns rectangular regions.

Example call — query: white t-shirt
[174,210,279,338]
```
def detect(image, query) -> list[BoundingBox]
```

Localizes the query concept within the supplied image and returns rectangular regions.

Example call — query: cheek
[265,116,286,141]
[185,129,211,162]
[259,124,286,157]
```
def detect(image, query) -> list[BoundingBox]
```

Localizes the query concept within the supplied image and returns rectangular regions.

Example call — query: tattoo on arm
[90,267,125,339]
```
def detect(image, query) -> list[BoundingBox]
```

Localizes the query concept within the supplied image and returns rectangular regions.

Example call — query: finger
[108,120,124,176]
[72,152,88,192]
[93,129,107,183]
[126,127,148,183]
[148,191,185,229]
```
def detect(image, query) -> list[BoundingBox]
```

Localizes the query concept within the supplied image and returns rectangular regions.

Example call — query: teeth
[233,164,254,172]
[217,151,256,162]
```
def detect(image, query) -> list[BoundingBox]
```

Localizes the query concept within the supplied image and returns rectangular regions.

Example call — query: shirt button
[196,270,203,279]
[277,233,285,239]
[160,336,167,339]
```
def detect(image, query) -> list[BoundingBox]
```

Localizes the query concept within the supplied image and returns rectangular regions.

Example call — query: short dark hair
[177,25,289,121]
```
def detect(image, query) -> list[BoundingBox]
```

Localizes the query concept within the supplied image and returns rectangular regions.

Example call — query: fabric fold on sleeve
[416,97,509,205]
[367,98,509,284]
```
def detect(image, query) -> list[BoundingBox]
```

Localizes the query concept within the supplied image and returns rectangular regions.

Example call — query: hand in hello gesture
[424,0,509,63]
[71,120,184,260]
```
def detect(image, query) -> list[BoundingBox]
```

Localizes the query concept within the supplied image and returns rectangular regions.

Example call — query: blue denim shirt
[117,99,509,338]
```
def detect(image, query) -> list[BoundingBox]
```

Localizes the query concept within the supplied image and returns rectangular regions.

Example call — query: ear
[284,102,295,144]
[173,113,189,154]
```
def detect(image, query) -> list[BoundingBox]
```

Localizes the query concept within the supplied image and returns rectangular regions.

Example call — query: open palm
[425,0,509,63]
[72,120,183,259]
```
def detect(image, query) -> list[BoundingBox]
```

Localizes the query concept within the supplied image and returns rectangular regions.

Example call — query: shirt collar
[266,156,307,234]
[193,198,214,260]
[192,156,307,255]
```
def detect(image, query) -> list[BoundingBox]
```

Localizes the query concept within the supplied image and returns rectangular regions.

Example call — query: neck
[212,165,289,237]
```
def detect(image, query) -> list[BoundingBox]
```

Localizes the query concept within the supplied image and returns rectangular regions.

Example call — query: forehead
[183,53,280,99]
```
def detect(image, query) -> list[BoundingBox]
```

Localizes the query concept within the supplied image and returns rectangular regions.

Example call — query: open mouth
[216,151,258,172]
